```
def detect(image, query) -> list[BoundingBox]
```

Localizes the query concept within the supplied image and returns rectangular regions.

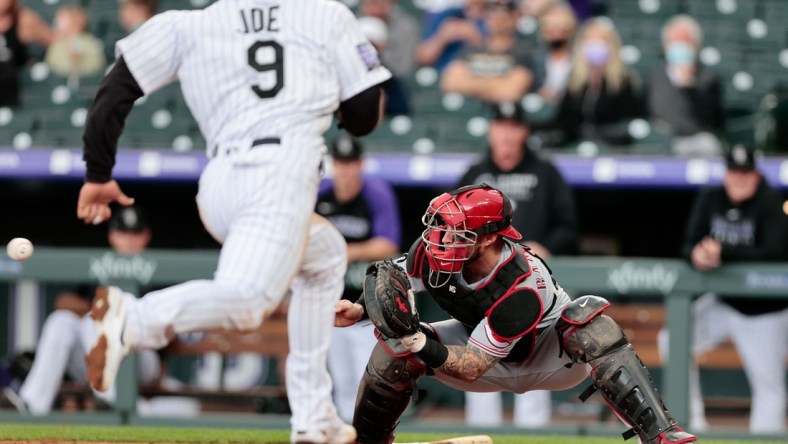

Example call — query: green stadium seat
[118,130,176,149]
[32,127,85,148]
[0,107,37,133]
[23,0,60,21]
[686,0,757,19]
[397,0,423,18]
[409,87,444,114]
[407,67,439,91]
[520,94,558,126]
[159,0,210,11]
[434,114,488,153]
[171,124,207,152]
[607,0,681,18]
[761,0,788,22]
[363,116,431,153]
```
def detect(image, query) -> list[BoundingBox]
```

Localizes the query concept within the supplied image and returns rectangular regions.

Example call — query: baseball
[7,238,34,261]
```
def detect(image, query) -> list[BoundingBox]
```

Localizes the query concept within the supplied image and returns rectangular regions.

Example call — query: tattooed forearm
[438,345,501,382]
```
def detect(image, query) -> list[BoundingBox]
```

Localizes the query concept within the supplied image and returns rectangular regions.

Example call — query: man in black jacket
[660,144,788,433]
[458,102,578,259]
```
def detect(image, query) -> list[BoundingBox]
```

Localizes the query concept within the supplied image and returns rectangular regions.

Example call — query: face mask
[665,42,696,66]
[547,39,568,50]
[583,40,610,67]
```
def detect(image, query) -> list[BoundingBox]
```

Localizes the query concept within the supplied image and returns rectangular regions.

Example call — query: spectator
[0,206,165,415]
[45,5,107,84]
[416,0,487,72]
[659,144,788,434]
[536,16,642,147]
[358,16,410,116]
[528,4,578,104]
[457,101,579,428]
[648,14,724,157]
[0,0,53,106]
[317,135,402,422]
[441,0,533,103]
[119,0,157,34]
[458,102,578,258]
[359,0,419,80]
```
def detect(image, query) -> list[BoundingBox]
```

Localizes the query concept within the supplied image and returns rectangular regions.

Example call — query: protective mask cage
[420,197,478,288]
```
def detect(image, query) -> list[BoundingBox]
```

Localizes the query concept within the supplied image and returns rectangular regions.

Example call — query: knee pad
[556,295,627,363]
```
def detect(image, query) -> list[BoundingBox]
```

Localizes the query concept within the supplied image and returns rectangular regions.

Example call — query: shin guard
[352,342,426,444]
[559,296,696,444]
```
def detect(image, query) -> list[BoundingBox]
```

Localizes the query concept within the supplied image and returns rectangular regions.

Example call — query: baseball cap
[109,206,150,233]
[329,135,363,161]
[725,143,757,171]
[490,101,528,124]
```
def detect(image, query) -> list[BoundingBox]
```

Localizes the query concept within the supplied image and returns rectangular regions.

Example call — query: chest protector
[406,239,545,362]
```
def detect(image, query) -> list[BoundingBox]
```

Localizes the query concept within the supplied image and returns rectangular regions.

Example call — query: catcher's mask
[421,184,522,288]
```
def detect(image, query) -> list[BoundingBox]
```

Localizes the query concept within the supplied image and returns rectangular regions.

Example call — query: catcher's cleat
[655,425,697,443]
[291,417,356,444]
[85,286,130,393]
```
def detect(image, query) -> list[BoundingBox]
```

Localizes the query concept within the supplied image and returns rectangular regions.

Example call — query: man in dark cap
[456,102,579,427]
[659,143,788,433]
[458,102,578,259]
[108,205,152,255]
[316,134,402,422]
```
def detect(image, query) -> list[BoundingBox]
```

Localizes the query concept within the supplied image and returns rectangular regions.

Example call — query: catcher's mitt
[363,260,420,339]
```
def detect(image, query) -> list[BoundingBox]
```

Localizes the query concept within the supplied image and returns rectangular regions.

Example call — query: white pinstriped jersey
[116,0,392,151]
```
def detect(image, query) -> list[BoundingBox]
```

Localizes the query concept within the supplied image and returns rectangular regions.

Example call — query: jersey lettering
[237,7,280,34]
[115,1,391,147]
[248,40,284,99]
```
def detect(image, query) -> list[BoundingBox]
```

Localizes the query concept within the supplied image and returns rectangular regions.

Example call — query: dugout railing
[1,249,786,433]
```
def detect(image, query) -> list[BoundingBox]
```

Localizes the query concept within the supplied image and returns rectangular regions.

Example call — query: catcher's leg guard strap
[563,313,695,443]
[353,343,426,444]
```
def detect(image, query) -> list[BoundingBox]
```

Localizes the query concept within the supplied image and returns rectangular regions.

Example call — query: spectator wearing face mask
[648,14,724,157]
[526,4,578,104]
[533,16,643,147]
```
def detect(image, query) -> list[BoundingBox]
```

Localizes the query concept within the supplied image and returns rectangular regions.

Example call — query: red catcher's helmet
[421,184,522,287]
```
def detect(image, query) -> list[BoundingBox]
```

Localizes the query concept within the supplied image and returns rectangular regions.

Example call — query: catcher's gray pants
[429,316,589,393]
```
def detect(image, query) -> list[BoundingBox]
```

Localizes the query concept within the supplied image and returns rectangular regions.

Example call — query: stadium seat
[433,114,488,153]
[364,116,431,153]
[686,0,757,20]
[23,0,60,21]
[607,0,681,18]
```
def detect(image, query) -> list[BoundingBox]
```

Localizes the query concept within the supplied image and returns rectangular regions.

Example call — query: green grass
[0,424,784,444]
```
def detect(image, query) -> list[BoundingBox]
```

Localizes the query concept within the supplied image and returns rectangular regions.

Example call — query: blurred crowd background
[0,0,786,255]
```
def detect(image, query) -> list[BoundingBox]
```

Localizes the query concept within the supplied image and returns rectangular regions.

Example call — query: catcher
[334,184,697,444]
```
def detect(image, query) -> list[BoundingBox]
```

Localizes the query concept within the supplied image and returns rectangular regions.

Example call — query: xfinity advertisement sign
[89,252,158,285]
[606,261,679,295]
